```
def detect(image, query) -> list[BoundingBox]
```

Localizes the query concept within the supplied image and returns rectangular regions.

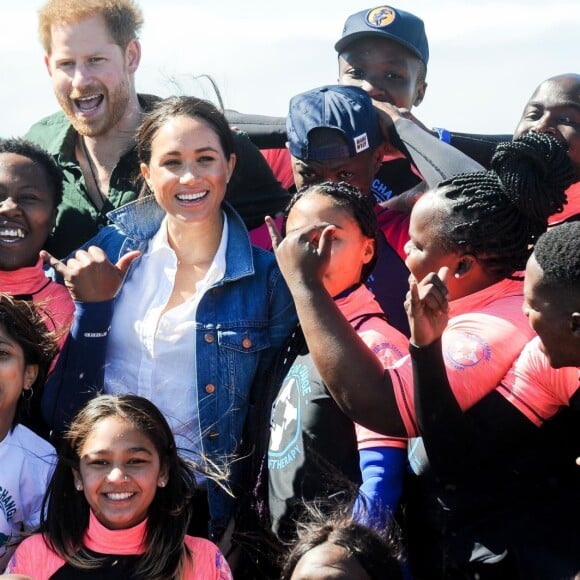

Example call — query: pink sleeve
[355,323,409,449]
[183,536,233,580]
[6,534,64,579]
[497,338,580,426]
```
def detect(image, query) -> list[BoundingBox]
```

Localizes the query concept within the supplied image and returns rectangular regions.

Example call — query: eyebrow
[527,100,580,111]
[83,447,154,456]
[163,146,220,156]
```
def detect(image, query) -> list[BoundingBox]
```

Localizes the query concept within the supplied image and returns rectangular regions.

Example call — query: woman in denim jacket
[40,96,296,543]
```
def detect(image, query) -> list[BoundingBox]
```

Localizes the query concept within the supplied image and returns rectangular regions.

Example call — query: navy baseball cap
[335,5,429,65]
[287,85,383,161]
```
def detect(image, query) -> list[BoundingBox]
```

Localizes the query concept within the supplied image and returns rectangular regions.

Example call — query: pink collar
[84,511,148,555]
[0,258,49,294]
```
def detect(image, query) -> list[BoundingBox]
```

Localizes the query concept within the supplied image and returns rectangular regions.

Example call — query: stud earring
[158,479,167,488]
[75,483,83,491]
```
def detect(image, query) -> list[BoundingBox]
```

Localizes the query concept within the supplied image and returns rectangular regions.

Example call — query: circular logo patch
[445,332,491,369]
[366,6,396,28]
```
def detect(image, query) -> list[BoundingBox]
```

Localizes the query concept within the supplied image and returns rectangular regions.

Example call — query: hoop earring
[21,387,34,401]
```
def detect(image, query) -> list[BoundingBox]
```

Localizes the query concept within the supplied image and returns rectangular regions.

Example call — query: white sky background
[2,0,579,138]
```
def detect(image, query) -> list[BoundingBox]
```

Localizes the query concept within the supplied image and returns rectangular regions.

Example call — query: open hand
[41,247,141,302]
[405,267,450,347]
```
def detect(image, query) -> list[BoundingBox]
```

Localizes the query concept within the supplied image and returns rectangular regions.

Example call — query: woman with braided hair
[267,131,576,577]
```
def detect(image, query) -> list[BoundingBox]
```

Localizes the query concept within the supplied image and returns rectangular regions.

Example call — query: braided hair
[283,181,379,282]
[434,132,575,279]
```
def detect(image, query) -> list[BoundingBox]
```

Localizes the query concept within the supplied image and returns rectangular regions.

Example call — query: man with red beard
[26,0,289,258]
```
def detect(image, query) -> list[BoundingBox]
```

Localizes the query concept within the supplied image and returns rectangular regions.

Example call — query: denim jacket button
[204,333,215,343]
[242,337,252,349]
[205,383,216,394]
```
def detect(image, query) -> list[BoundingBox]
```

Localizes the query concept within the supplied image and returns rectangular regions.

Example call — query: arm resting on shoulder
[394,117,484,188]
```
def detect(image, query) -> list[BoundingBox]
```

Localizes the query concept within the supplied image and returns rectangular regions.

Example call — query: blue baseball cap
[335,5,429,65]
[287,85,383,161]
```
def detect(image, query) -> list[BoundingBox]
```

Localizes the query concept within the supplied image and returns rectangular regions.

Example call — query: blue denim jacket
[42,196,296,539]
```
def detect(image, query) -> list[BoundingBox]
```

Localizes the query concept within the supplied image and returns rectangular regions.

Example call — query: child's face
[291,541,371,579]
[74,416,167,530]
[523,253,580,369]
[0,323,38,440]
[513,75,580,178]
[0,153,57,271]
[338,37,426,110]
[285,192,374,297]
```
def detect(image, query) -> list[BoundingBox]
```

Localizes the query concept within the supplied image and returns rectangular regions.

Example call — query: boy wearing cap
[287,84,411,336]
[285,84,482,336]
[336,4,443,204]
[263,5,453,205]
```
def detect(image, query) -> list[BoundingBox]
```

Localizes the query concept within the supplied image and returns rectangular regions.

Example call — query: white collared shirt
[105,214,229,484]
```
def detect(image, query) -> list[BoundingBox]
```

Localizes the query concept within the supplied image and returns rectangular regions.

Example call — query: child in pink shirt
[7,394,232,579]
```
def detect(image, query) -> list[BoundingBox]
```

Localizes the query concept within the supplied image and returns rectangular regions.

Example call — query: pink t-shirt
[497,336,580,426]
[7,511,232,579]
[389,276,536,437]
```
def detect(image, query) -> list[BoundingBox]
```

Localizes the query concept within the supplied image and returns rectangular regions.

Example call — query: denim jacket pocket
[217,325,271,354]
[215,325,271,427]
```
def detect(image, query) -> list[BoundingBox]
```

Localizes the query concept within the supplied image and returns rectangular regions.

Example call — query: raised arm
[267,217,406,436]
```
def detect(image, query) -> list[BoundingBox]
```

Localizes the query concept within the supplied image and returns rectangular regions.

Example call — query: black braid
[282,181,379,282]
[435,132,575,279]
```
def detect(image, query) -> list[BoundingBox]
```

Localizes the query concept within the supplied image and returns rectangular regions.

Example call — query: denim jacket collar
[106,196,256,283]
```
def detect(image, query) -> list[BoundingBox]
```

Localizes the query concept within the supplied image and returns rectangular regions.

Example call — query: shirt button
[242,337,252,349]
[204,333,215,343]
[205,384,216,394]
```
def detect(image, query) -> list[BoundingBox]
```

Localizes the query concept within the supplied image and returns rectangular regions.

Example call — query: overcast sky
[2,0,579,138]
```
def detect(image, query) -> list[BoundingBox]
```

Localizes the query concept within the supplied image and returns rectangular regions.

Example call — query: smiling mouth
[176,191,208,202]
[74,95,104,113]
[0,228,26,242]
[105,492,136,501]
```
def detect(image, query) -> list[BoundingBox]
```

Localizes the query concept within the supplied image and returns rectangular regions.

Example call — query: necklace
[80,136,107,209]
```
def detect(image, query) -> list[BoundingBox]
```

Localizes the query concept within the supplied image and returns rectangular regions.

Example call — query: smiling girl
[6,394,232,579]
[0,139,73,341]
